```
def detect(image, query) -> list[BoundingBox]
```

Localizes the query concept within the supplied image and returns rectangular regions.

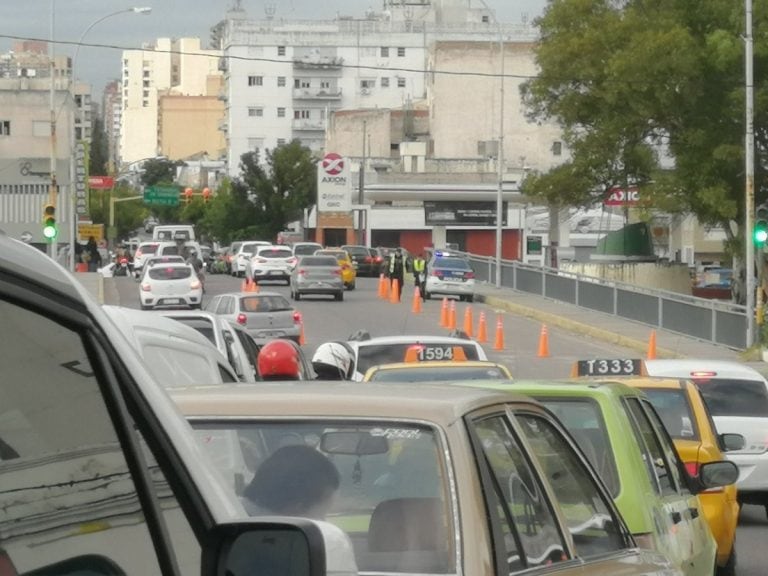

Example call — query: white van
[102,305,238,385]
[153,224,196,242]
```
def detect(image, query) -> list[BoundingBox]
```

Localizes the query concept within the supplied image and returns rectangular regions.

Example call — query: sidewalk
[474,283,752,363]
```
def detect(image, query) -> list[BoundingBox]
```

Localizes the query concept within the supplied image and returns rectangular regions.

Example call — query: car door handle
[670,511,683,524]
[688,507,699,519]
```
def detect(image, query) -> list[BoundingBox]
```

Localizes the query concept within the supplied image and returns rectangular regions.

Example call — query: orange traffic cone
[537,324,550,358]
[411,286,422,314]
[493,314,505,351]
[241,278,248,291]
[439,297,449,327]
[390,278,400,303]
[448,300,457,330]
[381,275,390,300]
[463,306,474,338]
[299,320,306,345]
[476,311,488,343]
[378,274,386,299]
[647,330,657,360]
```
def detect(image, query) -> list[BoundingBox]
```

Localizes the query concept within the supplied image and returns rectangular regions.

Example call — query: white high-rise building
[218,0,534,176]
[119,38,221,165]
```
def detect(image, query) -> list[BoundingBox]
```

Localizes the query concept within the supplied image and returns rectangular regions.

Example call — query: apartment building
[102,80,122,173]
[217,0,527,176]
[119,38,222,165]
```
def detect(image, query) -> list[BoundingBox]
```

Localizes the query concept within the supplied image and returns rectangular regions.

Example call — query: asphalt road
[112,270,767,573]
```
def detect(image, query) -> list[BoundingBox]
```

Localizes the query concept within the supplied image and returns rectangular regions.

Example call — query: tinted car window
[624,398,678,496]
[639,388,699,440]
[693,378,768,417]
[148,266,192,280]
[259,249,292,258]
[317,251,347,259]
[240,295,292,312]
[431,258,471,270]
[300,256,338,267]
[293,244,322,256]
[140,243,159,254]
[342,246,368,256]
[356,343,480,374]
[369,366,507,382]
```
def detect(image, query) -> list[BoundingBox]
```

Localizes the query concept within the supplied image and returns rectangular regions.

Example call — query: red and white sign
[88,176,115,189]
[322,153,344,175]
[604,186,640,206]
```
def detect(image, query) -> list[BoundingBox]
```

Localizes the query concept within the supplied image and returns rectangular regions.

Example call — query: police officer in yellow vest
[412,253,426,298]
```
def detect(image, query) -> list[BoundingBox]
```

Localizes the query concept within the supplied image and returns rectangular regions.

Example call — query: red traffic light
[184,188,193,204]
[202,187,211,203]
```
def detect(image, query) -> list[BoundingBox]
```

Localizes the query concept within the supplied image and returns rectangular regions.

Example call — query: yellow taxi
[363,345,512,382]
[315,248,356,290]
[572,358,744,574]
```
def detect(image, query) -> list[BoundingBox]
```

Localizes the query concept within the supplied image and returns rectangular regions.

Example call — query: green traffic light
[43,224,58,239]
[755,224,768,245]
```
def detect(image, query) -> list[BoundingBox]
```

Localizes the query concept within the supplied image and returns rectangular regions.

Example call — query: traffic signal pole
[746,0,756,346]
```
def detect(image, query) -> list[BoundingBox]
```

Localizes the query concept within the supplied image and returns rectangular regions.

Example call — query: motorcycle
[114,257,130,277]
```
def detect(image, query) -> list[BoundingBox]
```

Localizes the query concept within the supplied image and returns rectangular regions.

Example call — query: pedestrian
[388,247,405,301]
[85,236,101,272]
[412,252,427,299]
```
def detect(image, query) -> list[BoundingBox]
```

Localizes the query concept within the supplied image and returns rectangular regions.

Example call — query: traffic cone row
[389,278,400,303]
[476,312,488,343]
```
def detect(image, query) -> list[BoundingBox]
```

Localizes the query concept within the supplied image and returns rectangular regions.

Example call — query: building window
[381,77,390,88]
[278,46,286,56]
[552,141,562,156]
[294,78,301,88]
[320,80,330,89]
[277,138,286,146]
[142,100,149,108]
[397,47,406,57]
[482,15,490,23]
[294,109,310,119]
[143,80,150,88]
[143,70,150,78]
[123,58,128,66]
[277,76,286,87]
[361,79,375,89]
[0,120,11,136]
[248,137,264,152]
[143,90,149,98]
[397,77,406,88]
[248,75,263,86]
[248,107,263,117]
[277,107,286,118]
[381,47,389,57]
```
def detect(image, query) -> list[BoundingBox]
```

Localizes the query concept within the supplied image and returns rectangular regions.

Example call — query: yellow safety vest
[413,258,425,273]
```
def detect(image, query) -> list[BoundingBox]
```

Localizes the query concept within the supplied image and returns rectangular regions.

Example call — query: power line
[0,33,538,81]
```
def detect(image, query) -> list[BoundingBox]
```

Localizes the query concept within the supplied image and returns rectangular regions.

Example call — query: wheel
[466,295,474,303]
[335,291,344,301]
[140,304,150,311]
[295,291,301,301]
[424,291,431,300]
[191,303,202,310]
[717,548,736,576]
[348,281,356,290]
[290,288,296,300]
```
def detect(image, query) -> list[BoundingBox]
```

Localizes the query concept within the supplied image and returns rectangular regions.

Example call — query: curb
[475,293,685,359]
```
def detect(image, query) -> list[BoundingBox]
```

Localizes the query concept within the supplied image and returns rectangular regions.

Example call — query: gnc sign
[604,186,640,206]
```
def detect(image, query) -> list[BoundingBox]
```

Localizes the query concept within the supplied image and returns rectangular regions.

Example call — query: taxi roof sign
[570,358,647,378]
[404,345,467,363]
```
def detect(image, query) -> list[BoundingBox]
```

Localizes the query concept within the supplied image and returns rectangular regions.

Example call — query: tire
[424,291,431,300]
[349,282,356,290]
[140,304,150,311]
[466,295,474,303]
[335,291,344,301]
[295,291,301,301]
[290,288,295,300]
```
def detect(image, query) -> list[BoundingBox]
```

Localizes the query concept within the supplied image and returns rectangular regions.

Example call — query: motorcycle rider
[312,342,354,380]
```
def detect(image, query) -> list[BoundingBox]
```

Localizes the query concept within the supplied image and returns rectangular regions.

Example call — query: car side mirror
[720,433,745,452]
[696,461,739,492]
[213,518,356,576]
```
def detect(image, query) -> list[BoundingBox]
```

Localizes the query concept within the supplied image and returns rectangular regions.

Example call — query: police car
[424,250,476,302]
[345,332,488,381]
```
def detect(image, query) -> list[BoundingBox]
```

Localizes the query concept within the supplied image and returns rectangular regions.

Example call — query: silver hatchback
[290,255,344,301]
[204,291,302,343]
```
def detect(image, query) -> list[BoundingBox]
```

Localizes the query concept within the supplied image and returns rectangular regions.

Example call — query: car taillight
[465,271,475,279]
[684,462,699,477]
[190,280,201,290]
[342,264,350,270]
[236,313,247,325]
[365,256,372,262]
[332,269,341,276]
[288,257,297,266]
[140,283,152,292]
[375,256,383,263]
[135,249,143,258]
[257,258,267,263]
[298,269,307,276]
[293,311,302,324]
[431,271,442,278]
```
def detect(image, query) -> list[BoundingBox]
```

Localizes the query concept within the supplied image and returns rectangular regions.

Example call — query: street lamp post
[68,6,151,271]
[495,30,506,288]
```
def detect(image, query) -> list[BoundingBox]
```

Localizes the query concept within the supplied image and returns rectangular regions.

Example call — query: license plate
[269,270,281,275]
[259,331,284,338]
[312,282,328,287]
[164,298,180,305]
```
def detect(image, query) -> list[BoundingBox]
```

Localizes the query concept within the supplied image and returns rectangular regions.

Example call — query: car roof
[348,335,482,348]
[618,377,689,390]
[370,360,506,371]
[218,291,287,299]
[487,379,642,399]
[171,382,534,425]
[645,359,767,381]
[102,305,216,350]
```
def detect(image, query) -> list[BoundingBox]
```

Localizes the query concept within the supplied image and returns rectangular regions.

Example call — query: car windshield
[369,365,508,382]
[240,295,292,312]
[638,388,699,440]
[300,256,338,267]
[318,251,346,260]
[294,244,321,256]
[139,244,159,255]
[432,258,470,270]
[189,420,454,574]
[356,343,480,374]
[342,246,368,256]
[692,378,768,417]
[536,398,620,497]
[258,249,292,259]
[148,266,192,280]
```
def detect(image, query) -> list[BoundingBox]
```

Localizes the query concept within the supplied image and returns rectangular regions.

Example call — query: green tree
[89,116,108,176]
[521,0,759,256]
[140,158,181,187]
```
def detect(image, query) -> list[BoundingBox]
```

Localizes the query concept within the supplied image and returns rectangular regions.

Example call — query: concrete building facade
[102,80,121,172]
[119,38,222,165]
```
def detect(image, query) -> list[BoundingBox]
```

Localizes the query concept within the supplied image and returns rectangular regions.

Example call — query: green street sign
[144,186,180,206]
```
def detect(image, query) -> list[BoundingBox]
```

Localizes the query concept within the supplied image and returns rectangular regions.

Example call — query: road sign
[88,176,114,189]
[144,186,180,206]
[78,223,104,242]
[20,231,32,243]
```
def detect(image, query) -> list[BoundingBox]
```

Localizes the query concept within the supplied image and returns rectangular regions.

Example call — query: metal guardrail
[462,253,748,350]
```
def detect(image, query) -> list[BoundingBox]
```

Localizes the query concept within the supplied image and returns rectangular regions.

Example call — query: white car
[345,333,489,381]
[291,241,323,258]
[131,241,161,277]
[245,245,296,284]
[645,359,768,515]
[139,262,203,310]
[232,241,271,277]
[424,252,476,302]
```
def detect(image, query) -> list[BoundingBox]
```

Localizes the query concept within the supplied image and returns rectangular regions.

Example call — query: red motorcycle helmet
[257,339,301,380]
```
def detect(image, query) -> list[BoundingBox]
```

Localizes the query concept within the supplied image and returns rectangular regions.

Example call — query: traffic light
[202,187,211,203]
[184,188,193,205]
[755,202,768,247]
[42,203,57,241]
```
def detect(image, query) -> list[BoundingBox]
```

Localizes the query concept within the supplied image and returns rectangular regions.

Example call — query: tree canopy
[521,0,764,253]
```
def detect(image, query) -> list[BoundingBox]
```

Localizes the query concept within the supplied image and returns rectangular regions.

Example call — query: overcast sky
[0,0,547,95]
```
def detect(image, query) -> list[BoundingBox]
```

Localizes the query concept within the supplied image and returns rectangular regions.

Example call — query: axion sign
[317,152,351,212]
[603,186,641,206]
[322,152,344,176]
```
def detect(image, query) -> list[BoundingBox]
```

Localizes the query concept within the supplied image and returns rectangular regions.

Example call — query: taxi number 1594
[417,346,455,361]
